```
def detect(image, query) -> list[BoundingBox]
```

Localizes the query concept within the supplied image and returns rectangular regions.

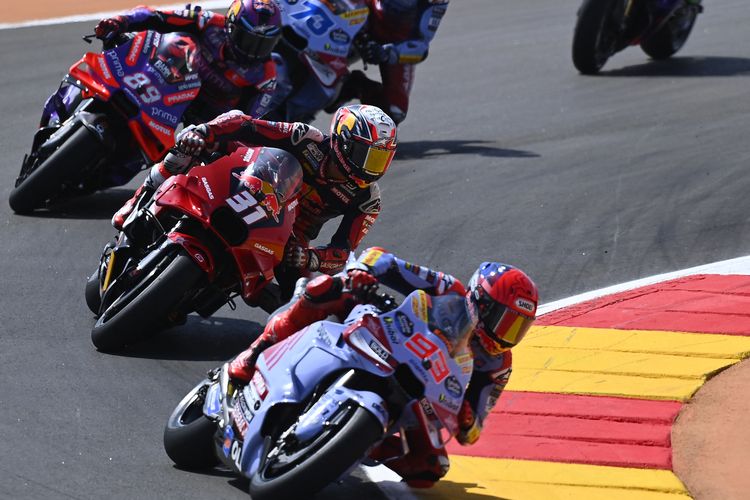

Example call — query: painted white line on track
[364,465,420,500]
[0,1,228,30]
[538,254,750,316]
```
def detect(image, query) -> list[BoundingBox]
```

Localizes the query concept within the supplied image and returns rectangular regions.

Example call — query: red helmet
[225,0,282,61]
[330,105,397,187]
[468,262,538,354]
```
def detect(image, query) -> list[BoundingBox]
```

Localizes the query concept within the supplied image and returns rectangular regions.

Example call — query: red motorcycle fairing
[152,147,297,301]
[166,231,215,278]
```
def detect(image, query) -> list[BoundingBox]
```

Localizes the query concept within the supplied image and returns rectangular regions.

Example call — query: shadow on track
[396,140,539,160]
[16,188,134,220]
[426,479,511,499]
[600,56,750,77]
[116,316,263,361]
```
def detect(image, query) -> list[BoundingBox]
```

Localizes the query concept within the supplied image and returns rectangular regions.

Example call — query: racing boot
[112,151,192,230]
[227,333,275,383]
[378,428,450,488]
[111,183,154,231]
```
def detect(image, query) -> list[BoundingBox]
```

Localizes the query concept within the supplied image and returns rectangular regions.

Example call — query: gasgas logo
[253,243,274,255]
[201,177,214,199]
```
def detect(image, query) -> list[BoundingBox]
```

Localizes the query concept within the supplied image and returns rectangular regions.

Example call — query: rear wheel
[248,403,383,499]
[163,380,219,469]
[90,250,205,352]
[572,0,626,74]
[641,6,699,59]
[9,126,104,214]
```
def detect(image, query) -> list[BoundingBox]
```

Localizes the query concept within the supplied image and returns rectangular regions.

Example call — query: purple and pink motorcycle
[9,30,202,213]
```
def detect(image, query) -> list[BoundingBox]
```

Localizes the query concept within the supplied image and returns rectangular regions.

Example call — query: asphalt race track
[1,1,749,498]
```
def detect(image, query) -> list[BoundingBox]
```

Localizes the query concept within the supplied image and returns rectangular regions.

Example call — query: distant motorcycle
[163,289,473,498]
[572,0,703,74]
[86,146,303,352]
[10,30,202,213]
[267,0,369,122]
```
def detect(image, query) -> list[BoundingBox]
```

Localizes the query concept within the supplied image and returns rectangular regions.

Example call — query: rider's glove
[346,269,378,302]
[175,124,212,156]
[162,150,193,175]
[284,245,349,274]
[284,244,315,271]
[361,41,395,65]
[94,16,128,40]
[456,400,481,445]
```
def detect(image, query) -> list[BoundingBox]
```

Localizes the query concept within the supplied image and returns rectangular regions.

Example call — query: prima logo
[151,107,179,125]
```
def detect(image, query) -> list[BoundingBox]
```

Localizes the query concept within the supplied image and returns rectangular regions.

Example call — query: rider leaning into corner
[93,0,282,120]
[332,0,449,125]
[112,104,398,300]
[228,247,539,487]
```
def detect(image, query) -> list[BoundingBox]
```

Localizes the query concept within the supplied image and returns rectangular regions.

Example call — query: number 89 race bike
[9,30,202,213]
[163,289,473,498]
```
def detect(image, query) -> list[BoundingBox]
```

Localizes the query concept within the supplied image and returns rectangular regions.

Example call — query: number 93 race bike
[572,0,703,74]
[163,289,474,498]
[86,146,302,352]
[10,30,202,213]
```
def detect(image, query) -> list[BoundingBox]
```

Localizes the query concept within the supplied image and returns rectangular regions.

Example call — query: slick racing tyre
[641,6,699,59]
[85,269,101,314]
[248,402,383,499]
[572,0,626,74]
[164,380,219,469]
[91,250,204,352]
[9,126,104,214]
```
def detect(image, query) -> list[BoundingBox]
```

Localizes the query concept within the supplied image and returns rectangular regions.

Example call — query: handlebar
[353,289,397,312]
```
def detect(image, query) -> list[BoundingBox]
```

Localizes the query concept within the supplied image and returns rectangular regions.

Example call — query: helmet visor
[481,302,534,349]
[229,19,280,59]
[348,140,395,180]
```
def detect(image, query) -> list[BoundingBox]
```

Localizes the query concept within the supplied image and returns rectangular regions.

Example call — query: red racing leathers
[190,111,381,293]
[101,5,277,119]
[229,247,513,487]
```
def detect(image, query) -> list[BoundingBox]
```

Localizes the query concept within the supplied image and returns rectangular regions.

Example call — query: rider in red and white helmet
[227,248,539,487]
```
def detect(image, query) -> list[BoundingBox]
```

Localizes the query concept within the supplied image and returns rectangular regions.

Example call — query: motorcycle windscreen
[244,148,303,203]
[150,33,198,84]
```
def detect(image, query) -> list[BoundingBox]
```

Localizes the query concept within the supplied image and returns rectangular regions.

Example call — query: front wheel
[163,380,220,469]
[9,126,104,214]
[641,6,699,59]
[85,269,101,314]
[572,0,627,74]
[248,403,383,499]
[91,250,205,352]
